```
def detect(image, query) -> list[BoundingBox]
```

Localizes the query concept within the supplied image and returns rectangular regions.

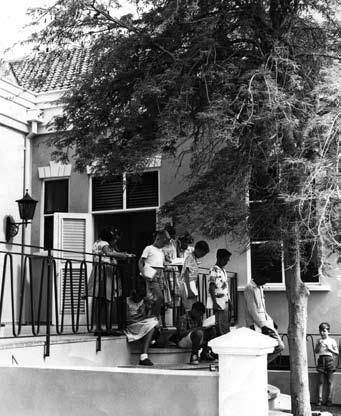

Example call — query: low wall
[0,366,218,416]
[0,336,130,367]
[269,370,341,404]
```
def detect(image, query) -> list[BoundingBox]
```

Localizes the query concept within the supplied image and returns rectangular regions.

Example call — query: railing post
[44,249,52,358]
[209,327,277,416]
[96,254,103,352]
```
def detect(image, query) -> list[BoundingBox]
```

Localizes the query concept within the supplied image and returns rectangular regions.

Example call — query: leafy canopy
[29,0,341,250]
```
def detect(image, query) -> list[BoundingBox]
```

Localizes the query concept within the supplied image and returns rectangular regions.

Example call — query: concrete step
[119,361,218,371]
[129,346,192,365]
[272,393,291,413]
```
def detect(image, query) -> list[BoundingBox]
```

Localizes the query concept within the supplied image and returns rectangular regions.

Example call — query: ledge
[238,284,331,292]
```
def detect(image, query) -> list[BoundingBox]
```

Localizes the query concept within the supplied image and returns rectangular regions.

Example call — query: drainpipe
[22,109,41,256]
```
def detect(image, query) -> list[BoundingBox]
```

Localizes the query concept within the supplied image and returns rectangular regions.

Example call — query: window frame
[90,169,160,214]
[247,176,322,289]
[40,178,70,249]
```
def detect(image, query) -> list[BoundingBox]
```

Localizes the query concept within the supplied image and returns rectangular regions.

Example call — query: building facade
[0,50,340,338]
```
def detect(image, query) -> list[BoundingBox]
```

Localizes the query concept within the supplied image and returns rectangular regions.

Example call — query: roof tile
[9,48,92,93]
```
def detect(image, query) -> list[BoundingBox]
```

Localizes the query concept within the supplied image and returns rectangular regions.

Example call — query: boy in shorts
[315,322,339,406]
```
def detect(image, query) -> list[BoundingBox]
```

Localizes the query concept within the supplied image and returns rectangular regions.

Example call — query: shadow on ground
[311,403,341,415]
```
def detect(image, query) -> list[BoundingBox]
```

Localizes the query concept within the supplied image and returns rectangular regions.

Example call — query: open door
[53,213,93,327]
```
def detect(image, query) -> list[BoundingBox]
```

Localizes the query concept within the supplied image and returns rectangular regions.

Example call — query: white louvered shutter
[53,213,92,326]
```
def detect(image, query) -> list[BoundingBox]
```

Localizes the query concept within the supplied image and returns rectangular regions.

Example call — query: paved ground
[311,403,341,415]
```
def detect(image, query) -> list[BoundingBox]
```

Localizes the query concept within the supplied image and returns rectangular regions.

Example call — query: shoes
[200,350,216,362]
[190,354,199,365]
[139,358,154,366]
[325,399,333,406]
[316,400,322,406]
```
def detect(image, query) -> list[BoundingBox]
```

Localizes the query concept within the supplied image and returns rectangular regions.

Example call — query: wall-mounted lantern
[5,190,38,242]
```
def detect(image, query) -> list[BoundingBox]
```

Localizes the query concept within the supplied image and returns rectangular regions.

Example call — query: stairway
[268,384,292,415]
[129,345,192,366]
[128,343,293,414]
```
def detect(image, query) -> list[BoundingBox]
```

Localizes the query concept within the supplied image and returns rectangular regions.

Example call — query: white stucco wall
[0,124,26,322]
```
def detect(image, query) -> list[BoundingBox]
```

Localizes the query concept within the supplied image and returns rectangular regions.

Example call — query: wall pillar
[209,327,277,416]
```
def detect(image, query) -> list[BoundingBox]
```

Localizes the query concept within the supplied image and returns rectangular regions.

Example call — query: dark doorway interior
[94,210,156,294]
[94,210,156,257]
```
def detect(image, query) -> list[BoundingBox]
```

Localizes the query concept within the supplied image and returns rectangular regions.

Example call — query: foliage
[27,3,341,415]
[28,0,341,252]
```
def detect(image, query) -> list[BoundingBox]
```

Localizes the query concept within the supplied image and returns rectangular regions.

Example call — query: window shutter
[92,177,123,211]
[127,171,159,208]
[61,218,86,261]
[61,268,85,315]
[60,217,87,314]
[53,213,92,324]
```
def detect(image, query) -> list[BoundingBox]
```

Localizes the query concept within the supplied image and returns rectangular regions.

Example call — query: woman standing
[88,227,134,334]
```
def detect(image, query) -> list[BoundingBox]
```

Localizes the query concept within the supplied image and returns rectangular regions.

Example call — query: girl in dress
[124,281,159,366]
[88,227,134,334]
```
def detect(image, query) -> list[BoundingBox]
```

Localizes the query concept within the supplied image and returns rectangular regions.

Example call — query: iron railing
[0,241,238,358]
[164,268,238,326]
[269,333,341,370]
[0,241,128,356]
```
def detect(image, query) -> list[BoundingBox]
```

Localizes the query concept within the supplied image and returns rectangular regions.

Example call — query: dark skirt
[317,355,336,374]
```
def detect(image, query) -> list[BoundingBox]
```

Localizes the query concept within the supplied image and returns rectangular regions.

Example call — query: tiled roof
[9,48,92,93]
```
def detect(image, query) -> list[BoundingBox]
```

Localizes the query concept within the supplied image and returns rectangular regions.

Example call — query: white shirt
[244,280,274,330]
[141,245,165,268]
[317,337,338,357]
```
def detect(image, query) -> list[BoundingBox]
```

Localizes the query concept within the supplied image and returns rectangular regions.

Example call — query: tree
[28,1,341,414]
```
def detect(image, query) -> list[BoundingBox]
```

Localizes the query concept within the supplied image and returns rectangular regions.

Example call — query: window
[126,172,159,208]
[92,176,123,211]
[92,171,159,211]
[44,179,69,249]
[250,239,319,284]
[249,167,319,284]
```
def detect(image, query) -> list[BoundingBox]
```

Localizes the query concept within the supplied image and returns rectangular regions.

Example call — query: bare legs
[318,372,334,405]
[142,328,156,354]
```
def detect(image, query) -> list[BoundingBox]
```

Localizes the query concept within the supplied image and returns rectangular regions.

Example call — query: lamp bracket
[5,217,31,242]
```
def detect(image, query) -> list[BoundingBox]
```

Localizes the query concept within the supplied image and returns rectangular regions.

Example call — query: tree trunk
[284,235,311,416]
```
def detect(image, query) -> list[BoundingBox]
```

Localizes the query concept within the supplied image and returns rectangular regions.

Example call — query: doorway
[94,210,156,294]
[94,210,156,258]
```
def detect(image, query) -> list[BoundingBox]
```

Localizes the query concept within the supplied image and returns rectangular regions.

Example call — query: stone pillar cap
[208,327,278,356]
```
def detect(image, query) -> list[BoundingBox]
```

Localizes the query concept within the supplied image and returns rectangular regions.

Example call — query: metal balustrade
[0,241,238,358]
[269,333,341,370]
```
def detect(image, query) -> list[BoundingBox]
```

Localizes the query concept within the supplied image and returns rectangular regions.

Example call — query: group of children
[124,228,232,365]
[89,227,340,405]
